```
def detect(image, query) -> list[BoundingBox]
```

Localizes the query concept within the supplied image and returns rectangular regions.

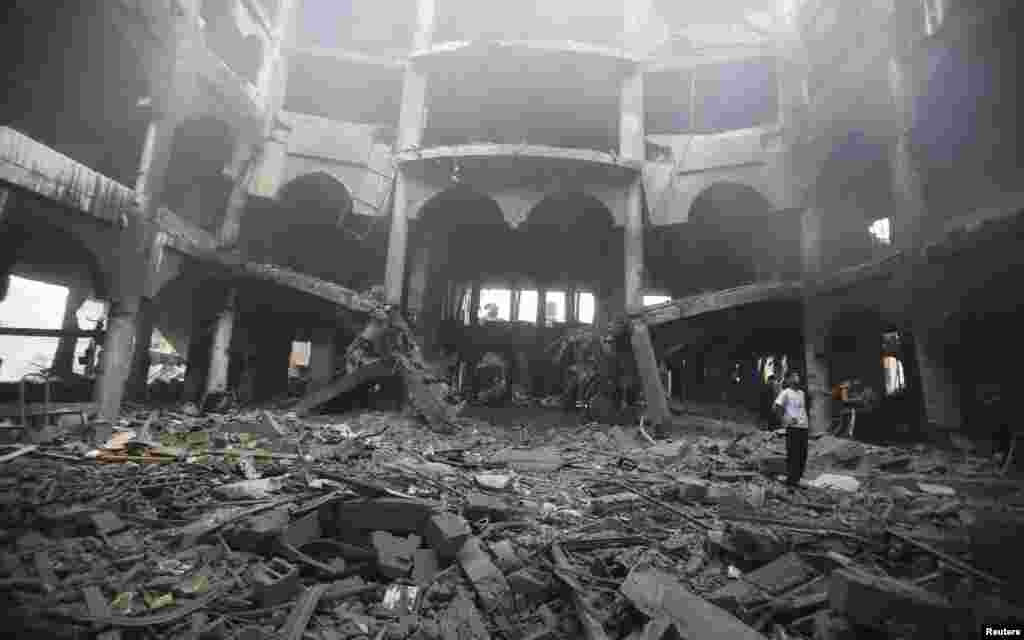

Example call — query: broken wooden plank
[621,567,767,640]
[281,583,330,640]
[292,359,397,416]
[0,403,97,419]
[550,543,610,640]
[0,444,38,463]
[0,327,105,339]
[643,281,803,327]
[238,263,377,313]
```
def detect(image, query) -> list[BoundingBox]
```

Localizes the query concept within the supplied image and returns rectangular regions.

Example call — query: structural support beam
[206,288,237,396]
[888,57,928,251]
[620,70,669,428]
[801,205,831,435]
[913,323,961,432]
[385,61,428,307]
[309,327,336,385]
[95,298,140,422]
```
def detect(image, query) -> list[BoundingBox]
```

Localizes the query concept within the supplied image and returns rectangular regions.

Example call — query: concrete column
[913,324,961,432]
[51,287,88,378]
[888,57,928,251]
[536,288,547,326]
[414,0,437,50]
[510,289,521,323]
[95,298,140,422]
[469,282,481,326]
[309,327,336,385]
[205,288,237,395]
[135,112,182,213]
[803,308,832,435]
[385,65,428,306]
[127,298,156,400]
[566,284,577,323]
[218,141,259,247]
[407,243,431,315]
[620,69,669,428]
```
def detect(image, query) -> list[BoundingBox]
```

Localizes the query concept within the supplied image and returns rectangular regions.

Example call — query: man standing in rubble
[774,370,810,487]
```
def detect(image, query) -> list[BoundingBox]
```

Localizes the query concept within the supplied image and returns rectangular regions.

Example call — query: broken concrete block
[808,474,860,492]
[705,485,746,510]
[90,511,128,536]
[457,537,513,614]
[424,512,471,560]
[412,548,439,585]
[464,492,511,522]
[506,568,551,596]
[590,492,642,514]
[334,498,437,535]
[676,476,709,502]
[249,558,300,607]
[828,568,953,633]
[813,610,857,640]
[281,511,322,548]
[489,540,522,573]
[224,507,290,553]
[371,531,417,579]
[757,455,787,477]
[728,523,786,565]
[621,567,766,640]
[709,552,818,611]
[439,591,492,640]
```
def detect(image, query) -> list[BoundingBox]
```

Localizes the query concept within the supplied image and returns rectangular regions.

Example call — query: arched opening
[242,172,379,288]
[815,131,898,269]
[674,182,789,295]
[409,188,511,355]
[0,211,110,406]
[162,117,237,232]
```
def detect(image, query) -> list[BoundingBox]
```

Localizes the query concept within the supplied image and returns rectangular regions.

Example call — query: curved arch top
[396,144,642,171]
[411,39,639,69]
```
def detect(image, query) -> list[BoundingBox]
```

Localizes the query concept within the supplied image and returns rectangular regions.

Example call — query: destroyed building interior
[1,0,1024,638]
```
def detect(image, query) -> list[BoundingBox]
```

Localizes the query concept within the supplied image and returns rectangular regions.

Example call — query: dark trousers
[786,426,809,485]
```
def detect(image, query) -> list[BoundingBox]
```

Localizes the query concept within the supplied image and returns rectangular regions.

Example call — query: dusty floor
[1,404,1023,639]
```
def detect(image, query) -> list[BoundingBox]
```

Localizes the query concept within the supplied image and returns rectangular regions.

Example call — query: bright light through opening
[478,289,512,321]
[578,292,595,324]
[546,291,566,324]
[869,218,892,245]
[518,290,538,322]
[643,295,672,307]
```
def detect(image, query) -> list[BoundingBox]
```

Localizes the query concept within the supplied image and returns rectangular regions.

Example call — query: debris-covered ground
[2,405,1024,639]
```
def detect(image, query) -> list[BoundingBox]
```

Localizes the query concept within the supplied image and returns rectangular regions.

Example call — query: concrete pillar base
[205,289,237,396]
[95,299,140,422]
[913,325,961,432]
[309,327,336,385]
[127,298,156,400]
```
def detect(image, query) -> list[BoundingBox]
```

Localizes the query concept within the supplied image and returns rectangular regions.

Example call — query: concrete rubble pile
[1,406,1023,640]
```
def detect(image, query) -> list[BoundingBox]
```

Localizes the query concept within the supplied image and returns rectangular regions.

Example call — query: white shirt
[774,388,809,428]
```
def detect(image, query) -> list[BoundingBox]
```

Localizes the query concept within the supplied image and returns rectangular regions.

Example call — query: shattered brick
[590,492,642,514]
[621,567,765,640]
[334,498,437,535]
[489,540,523,573]
[757,455,788,477]
[828,568,953,633]
[249,558,300,607]
[90,511,128,536]
[224,507,290,554]
[676,476,710,502]
[371,531,417,579]
[464,492,511,522]
[424,512,471,560]
[412,548,439,585]
[506,568,551,596]
[457,537,513,614]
